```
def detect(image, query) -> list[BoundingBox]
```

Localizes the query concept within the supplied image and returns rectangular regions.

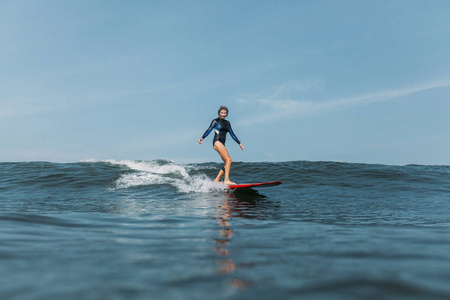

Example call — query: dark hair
[218,106,228,115]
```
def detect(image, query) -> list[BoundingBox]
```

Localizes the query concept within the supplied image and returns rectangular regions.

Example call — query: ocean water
[1,159,449,299]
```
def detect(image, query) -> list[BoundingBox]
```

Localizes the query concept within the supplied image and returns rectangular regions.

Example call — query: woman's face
[219,109,228,119]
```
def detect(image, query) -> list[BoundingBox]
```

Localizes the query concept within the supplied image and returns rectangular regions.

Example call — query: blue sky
[1,0,450,165]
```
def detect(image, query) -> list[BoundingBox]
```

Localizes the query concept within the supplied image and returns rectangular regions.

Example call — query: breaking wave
[81,159,227,193]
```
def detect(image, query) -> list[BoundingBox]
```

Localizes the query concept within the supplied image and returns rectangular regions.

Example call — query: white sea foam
[114,172,169,189]
[82,159,227,193]
[174,174,226,193]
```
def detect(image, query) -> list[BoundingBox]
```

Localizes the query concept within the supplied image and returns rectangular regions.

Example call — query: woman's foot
[224,180,236,185]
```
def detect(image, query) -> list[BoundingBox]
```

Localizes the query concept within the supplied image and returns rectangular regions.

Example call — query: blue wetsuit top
[202,117,241,146]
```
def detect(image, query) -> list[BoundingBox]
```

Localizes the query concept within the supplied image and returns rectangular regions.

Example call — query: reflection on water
[213,189,271,290]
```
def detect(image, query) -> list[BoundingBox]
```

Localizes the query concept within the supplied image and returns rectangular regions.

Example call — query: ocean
[1,159,449,299]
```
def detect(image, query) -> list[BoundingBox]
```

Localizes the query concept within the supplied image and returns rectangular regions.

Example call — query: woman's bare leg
[214,169,225,182]
[214,141,235,184]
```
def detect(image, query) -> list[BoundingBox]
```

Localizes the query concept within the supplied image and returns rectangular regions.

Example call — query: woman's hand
[198,138,203,144]
[239,143,244,151]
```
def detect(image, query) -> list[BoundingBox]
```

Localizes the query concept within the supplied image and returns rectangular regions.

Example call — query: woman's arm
[228,122,241,145]
[198,119,217,143]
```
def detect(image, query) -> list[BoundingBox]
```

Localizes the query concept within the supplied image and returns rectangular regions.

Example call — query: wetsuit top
[202,117,241,146]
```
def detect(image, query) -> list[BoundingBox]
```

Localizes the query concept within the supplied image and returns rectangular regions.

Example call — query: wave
[81,159,228,193]
[2,159,450,196]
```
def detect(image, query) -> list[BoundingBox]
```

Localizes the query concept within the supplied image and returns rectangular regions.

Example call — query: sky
[1,0,450,165]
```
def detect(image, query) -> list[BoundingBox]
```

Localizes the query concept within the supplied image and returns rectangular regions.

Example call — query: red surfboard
[228,181,282,189]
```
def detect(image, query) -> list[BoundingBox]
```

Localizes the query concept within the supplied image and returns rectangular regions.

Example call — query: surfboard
[228,181,282,189]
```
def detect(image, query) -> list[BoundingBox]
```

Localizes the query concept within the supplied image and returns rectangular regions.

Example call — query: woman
[198,106,244,184]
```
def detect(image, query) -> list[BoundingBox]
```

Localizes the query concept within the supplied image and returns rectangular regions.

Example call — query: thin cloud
[236,79,450,126]
[0,99,53,118]
[236,78,324,106]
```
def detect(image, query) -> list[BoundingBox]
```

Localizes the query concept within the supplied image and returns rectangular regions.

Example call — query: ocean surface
[1,159,449,299]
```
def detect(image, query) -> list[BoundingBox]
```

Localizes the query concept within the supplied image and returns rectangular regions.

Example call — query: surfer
[198,106,244,185]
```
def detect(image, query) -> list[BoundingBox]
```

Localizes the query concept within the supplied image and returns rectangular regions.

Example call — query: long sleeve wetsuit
[202,118,241,146]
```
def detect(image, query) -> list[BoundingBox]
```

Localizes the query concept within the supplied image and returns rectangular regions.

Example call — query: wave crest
[82,159,227,193]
